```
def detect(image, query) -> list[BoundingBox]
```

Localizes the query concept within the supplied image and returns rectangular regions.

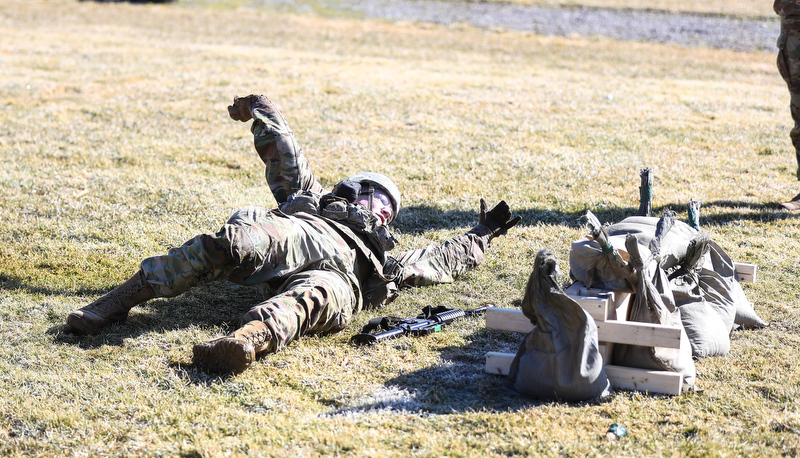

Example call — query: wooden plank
[485,307,533,333]
[565,282,615,303]
[604,365,683,395]
[733,262,756,283]
[567,295,610,322]
[733,262,756,275]
[485,308,682,349]
[485,308,532,333]
[484,353,683,395]
[595,320,682,349]
[485,351,515,375]
[612,291,632,321]
[565,283,629,321]
[564,282,582,295]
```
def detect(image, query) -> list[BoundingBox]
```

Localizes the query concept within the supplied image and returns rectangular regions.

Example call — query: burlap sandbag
[703,239,767,329]
[570,214,767,335]
[666,233,734,357]
[570,214,697,291]
[673,240,766,355]
[611,232,697,388]
[506,249,612,402]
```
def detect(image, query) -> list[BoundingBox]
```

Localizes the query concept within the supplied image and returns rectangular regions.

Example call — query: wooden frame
[484,262,755,396]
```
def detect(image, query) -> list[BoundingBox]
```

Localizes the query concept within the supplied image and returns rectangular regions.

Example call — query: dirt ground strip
[247,0,780,52]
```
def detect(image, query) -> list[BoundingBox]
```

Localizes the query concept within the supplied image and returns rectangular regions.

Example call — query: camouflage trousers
[140,206,360,353]
[778,14,800,179]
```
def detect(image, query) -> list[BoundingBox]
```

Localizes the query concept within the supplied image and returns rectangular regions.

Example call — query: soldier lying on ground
[65,94,521,375]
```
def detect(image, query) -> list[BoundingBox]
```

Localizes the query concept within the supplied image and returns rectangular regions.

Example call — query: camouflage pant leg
[241,269,357,353]
[777,15,800,179]
[140,206,350,297]
[139,232,239,298]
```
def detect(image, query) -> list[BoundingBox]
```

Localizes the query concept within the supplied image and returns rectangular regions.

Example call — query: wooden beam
[484,352,683,395]
[565,282,615,302]
[567,295,610,322]
[611,290,632,321]
[733,262,756,283]
[485,307,682,348]
[485,351,516,375]
[485,307,534,333]
[564,283,630,320]
[604,365,683,395]
[595,320,682,349]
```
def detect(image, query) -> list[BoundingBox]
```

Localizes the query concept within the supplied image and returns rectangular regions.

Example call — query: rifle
[635,167,653,217]
[350,305,488,346]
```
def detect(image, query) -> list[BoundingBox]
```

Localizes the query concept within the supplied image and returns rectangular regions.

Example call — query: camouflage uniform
[776,0,800,179]
[137,96,496,353]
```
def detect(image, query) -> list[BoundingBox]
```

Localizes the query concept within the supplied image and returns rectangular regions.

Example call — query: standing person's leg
[192,268,358,374]
[778,14,800,208]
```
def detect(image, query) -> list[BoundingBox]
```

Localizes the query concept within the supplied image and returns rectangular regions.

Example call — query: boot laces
[245,327,271,348]
[93,277,144,316]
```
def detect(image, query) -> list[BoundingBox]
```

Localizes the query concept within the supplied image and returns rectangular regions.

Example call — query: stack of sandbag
[570,210,768,361]
[505,249,613,402]
[611,222,696,389]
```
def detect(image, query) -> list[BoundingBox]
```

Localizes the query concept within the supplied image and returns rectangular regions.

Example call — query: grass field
[1,0,799,456]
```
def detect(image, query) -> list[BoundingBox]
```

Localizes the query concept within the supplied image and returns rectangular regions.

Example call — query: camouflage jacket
[248,96,494,308]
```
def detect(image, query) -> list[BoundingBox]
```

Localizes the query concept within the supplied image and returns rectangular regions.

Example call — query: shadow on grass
[325,328,618,415]
[0,273,115,298]
[394,198,799,235]
[48,281,262,349]
[691,199,800,224]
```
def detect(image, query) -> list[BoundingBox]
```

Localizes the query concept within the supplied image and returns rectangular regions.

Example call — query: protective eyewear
[358,188,392,208]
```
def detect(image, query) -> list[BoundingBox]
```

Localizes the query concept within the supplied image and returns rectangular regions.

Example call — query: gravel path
[256,0,780,52]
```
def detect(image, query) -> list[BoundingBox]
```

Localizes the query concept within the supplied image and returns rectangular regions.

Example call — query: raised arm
[392,199,520,286]
[229,94,327,204]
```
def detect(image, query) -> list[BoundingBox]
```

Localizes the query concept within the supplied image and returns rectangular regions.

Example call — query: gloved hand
[228,94,259,122]
[479,198,521,238]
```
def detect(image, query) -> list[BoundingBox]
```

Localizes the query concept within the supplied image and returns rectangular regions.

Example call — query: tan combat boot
[192,320,273,374]
[66,271,153,334]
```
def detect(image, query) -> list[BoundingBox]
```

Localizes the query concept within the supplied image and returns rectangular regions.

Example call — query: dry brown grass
[1,0,798,456]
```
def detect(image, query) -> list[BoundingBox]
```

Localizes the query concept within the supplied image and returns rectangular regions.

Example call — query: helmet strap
[367,184,374,214]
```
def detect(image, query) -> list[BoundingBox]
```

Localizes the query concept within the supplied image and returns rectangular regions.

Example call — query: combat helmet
[335,172,401,224]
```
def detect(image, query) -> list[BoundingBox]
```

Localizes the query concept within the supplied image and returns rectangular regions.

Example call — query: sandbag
[676,299,731,357]
[570,211,767,359]
[506,249,612,402]
[611,231,697,388]
[703,239,768,329]
[570,215,697,291]
[669,234,734,357]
